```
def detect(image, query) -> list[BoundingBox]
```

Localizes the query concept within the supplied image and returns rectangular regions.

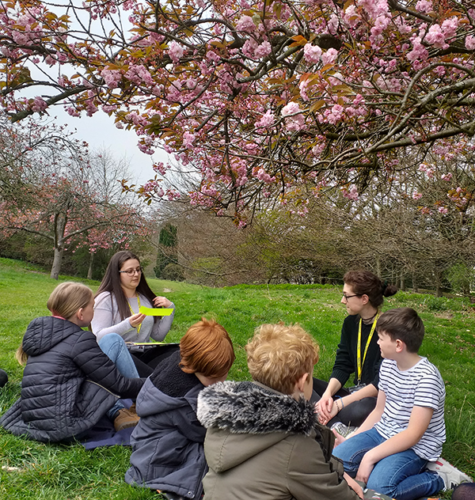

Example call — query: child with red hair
[125,318,235,500]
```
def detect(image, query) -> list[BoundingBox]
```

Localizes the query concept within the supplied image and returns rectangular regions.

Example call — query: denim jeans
[333,428,444,500]
[98,333,140,419]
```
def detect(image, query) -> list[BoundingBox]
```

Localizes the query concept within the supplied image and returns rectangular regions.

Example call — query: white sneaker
[331,422,358,438]
[426,457,473,490]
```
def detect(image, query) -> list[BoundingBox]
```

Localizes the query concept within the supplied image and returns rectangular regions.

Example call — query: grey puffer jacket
[197,381,360,500]
[125,350,206,499]
[0,316,144,442]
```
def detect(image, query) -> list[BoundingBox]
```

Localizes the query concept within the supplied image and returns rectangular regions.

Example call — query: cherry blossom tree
[0,118,150,278]
[1,0,475,222]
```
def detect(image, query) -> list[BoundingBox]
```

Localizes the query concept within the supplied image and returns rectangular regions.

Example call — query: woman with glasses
[91,251,175,376]
[315,270,397,429]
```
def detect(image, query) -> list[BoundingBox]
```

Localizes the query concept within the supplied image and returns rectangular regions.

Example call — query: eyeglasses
[119,267,143,276]
[342,293,361,301]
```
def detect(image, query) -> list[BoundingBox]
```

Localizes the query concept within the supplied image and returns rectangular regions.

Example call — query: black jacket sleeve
[329,316,355,387]
[71,330,145,398]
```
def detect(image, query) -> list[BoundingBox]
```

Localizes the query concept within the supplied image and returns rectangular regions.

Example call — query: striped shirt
[374,357,446,461]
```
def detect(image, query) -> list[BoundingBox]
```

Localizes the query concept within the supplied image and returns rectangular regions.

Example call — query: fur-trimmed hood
[198,381,316,435]
[197,381,320,474]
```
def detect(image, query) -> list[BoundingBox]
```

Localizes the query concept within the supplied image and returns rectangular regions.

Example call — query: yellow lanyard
[357,315,379,383]
[128,295,141,334]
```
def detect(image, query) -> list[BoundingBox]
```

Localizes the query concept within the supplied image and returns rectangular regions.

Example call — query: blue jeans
[333,428,444,500]
[99,333,140,419]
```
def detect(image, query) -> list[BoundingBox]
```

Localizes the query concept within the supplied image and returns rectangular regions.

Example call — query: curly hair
[246,323,319,395]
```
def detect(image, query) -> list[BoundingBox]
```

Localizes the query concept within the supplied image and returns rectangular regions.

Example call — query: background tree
[154,223,183,280]
[0,119,151,278]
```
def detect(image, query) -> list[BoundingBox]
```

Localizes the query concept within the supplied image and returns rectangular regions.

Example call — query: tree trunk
[50,212,67,280]
[375,257,381,277]
[412,272,419,293]
[400,271,406,291]
[50,246,64,280]
[434,270,442,297]
[87,252,94,280]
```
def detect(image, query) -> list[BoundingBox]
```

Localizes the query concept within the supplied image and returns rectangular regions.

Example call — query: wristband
[336,396,345,410]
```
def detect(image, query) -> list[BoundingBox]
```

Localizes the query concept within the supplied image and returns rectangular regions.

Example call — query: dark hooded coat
[125,350,206,499]
[197,381,360,500]
[0,316,144,442]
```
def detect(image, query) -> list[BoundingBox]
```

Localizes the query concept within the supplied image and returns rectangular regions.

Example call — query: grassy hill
[0,258,473,499]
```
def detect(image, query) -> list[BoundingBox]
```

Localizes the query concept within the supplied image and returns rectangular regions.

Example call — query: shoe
[157,491,185,500]
[331,422,357,438]
[426,458,473,490]
[113,406,140,432]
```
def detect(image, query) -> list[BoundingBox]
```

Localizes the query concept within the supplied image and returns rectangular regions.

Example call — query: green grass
[0,257,474,499]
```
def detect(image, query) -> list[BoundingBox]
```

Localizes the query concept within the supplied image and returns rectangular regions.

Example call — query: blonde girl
[1,282,144,442]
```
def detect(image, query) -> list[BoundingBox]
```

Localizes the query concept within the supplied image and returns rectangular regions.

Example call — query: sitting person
[333,308,445,500]
[197,323,364,500]
[0,369,7,388]
[125,318,235,500]
[1,282,144,442]
[316,270,398,428]
[91,251,175,376]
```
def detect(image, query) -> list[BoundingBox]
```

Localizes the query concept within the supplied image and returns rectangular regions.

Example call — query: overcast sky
[49,105,168,185]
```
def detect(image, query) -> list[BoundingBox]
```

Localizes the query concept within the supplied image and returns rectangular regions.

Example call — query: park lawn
[0,258,473,499]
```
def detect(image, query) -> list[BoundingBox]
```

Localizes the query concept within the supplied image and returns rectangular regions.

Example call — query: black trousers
[311,377,376,428]
[131,344,180,377]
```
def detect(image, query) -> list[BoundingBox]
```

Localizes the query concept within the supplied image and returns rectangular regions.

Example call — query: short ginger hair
[245,323,320,395]
[180,318,235,378]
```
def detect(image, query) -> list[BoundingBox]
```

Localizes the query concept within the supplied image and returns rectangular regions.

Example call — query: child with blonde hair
[197,323,363,500]
[1,282,144,442]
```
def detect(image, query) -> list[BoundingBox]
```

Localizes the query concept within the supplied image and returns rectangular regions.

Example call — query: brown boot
[114,406,139,432]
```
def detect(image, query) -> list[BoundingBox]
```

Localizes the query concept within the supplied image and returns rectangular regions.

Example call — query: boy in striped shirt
[333,307,445,500]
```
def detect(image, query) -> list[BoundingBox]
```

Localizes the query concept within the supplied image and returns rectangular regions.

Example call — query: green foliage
[158,224,178,247]
[187,257,224,286]
[161,263,185,281]
[0,258,473,499]
[154,224,180,279]
[446,262,475,296]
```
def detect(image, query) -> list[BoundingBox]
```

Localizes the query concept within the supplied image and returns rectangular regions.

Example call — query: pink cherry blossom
[31,96,47,112]
[413,192,423,200]
[415,0,432,13]
[255,110,275,129]
[183,131,196,147]
[169,41,184,63]
[304,43,322,64]
[236,15,256,33]
[254,41,271,58]
[282,102,305,131]
[466,35,475,50]
[321,48,338,65]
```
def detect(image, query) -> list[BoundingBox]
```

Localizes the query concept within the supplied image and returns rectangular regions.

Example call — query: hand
[153,296,172,308]
[332,428,347,448]
[356,454,375,484]
[318,399,340,425]
[129,313,146,328]
[316,393,334,423]
[344,472,364,500]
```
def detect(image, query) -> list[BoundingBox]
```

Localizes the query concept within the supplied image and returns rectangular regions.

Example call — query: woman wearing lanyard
[91,251,176,377]
[315,270,398,428]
